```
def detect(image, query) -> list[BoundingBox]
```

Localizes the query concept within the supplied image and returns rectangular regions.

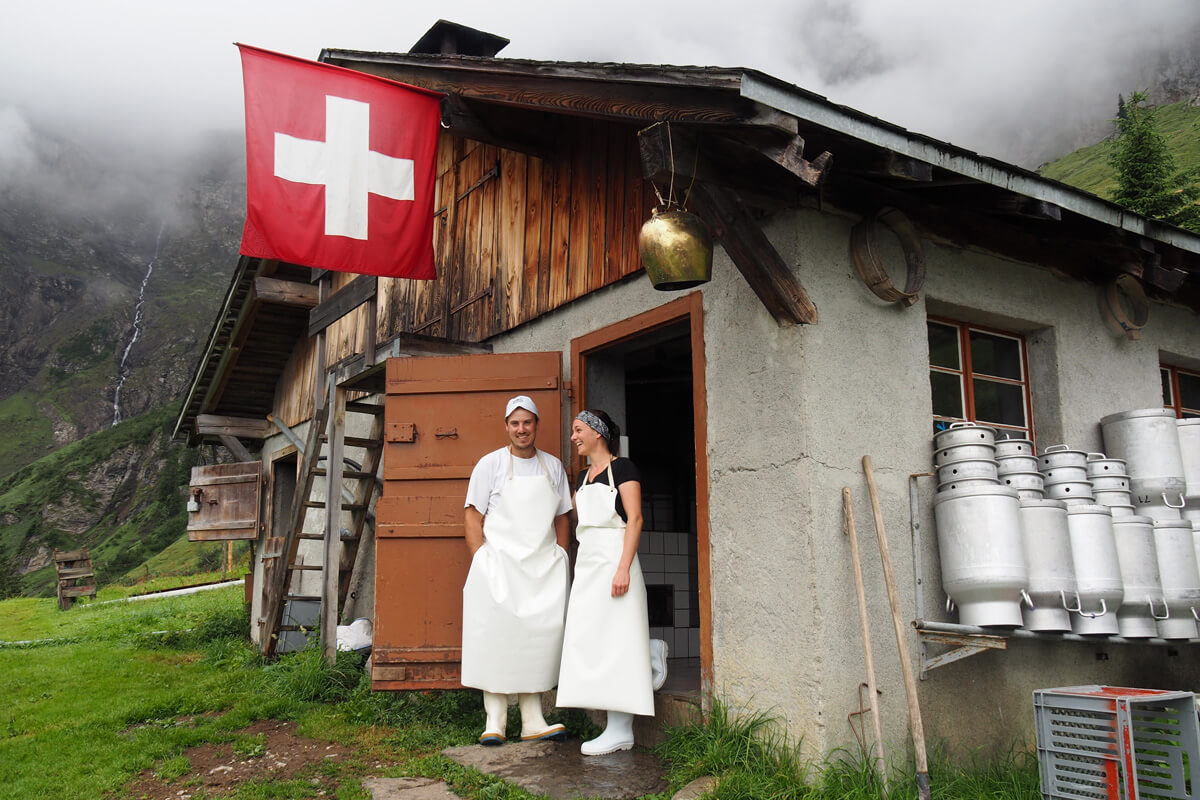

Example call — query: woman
[556,409,654,755]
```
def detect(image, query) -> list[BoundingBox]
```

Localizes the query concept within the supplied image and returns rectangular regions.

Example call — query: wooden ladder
[259,376,385,659]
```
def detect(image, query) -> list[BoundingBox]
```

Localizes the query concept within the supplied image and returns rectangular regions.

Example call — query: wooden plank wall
[273,118,653,428]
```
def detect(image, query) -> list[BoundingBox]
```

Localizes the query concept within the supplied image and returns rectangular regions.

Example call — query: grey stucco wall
[385,202,1199,760]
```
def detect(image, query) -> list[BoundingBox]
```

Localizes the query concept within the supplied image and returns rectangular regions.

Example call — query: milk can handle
[945,595,956,613]
[948,422,976,429]
[1021,589,1035,609]
[1191,607,1200,622]
[1148,596,1170,620]
[1164,492,1186,509]
[1060,590,1083,613]
[1077,598,1107,619]
[1045,444,1070,453]
[1086,452,1106,462]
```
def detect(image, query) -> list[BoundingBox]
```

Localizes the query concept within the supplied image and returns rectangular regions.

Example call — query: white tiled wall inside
[639,529,699,657]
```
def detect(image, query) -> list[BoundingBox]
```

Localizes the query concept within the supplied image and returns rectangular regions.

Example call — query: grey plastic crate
[1034,685,1200,800]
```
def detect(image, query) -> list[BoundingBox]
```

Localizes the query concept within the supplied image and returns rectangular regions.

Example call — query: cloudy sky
[2,0,1199,167]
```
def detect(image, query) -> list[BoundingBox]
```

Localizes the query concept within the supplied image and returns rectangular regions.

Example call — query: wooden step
[297,532,360,541]
[346,401,385,416]
[57,568,95,580]
[319,434,381,449]
[312,468,376,480]
[304,500,368,512]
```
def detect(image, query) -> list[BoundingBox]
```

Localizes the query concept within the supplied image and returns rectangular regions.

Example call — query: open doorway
[571,293,708,696]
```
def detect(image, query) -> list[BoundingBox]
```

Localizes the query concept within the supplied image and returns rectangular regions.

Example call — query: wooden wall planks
[272,117,652,429]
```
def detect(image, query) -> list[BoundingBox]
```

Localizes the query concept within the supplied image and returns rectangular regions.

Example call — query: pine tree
[1109,90,1200,231]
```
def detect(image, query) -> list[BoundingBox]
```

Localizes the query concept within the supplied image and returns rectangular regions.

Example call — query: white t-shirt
[464,447,573,518]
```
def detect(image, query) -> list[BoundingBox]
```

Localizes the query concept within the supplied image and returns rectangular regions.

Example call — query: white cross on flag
[238,44,442,279]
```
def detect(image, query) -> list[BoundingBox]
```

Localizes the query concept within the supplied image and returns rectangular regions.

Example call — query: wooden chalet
[175,21,1200,756]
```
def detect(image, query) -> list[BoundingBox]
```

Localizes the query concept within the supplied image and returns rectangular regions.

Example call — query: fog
[1,0,1197,173]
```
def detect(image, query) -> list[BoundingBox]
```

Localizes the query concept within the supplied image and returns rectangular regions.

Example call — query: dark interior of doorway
[584,320,699,692]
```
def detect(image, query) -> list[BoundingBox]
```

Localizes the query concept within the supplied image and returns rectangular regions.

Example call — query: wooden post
[322,374,344,666]
[863,456,931,800]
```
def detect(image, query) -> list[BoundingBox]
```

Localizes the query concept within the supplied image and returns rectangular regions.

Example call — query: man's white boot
[479,691,508,746]
[581,711,635,755]
[650,638,669,690]
[518,692,566,741]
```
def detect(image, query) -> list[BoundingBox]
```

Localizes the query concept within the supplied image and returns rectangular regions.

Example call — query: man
[461,395,572,745]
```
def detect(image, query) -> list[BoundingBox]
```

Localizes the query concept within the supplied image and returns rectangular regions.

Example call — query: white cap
[505,395,539,420]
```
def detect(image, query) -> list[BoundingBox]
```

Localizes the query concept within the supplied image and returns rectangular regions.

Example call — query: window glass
[1180,371,1200,415]
[1162,368,1174,407]
[927,322,960,370]
[930,371,964,420]
[969,330,1023,380]
[973,378,1026,428]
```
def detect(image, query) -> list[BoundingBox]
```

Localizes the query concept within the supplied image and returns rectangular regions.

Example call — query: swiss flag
[238,44,442,279]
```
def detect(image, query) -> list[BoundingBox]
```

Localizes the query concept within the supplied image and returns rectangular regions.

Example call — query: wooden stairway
[54,548,97,609]
[259,378,385,659]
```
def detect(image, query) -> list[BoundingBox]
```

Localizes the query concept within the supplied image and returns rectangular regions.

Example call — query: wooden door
[373,351,562,690]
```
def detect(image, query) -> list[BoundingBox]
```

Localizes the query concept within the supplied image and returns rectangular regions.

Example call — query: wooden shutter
[187,461,262,541]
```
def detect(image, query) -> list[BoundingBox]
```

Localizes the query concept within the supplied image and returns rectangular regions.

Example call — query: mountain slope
[1039,100,1200,201]
[0,118,244,477]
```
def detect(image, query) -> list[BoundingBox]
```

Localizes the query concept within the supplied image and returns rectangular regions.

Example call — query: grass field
[0,587,1041,800]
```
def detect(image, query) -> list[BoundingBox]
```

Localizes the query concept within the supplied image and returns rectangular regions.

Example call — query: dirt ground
[124,719,355,799]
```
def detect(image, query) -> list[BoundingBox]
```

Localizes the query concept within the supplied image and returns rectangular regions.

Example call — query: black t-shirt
[575,457,640,522]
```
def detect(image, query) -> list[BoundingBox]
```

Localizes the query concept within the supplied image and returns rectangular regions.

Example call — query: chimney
[409,20,509,58]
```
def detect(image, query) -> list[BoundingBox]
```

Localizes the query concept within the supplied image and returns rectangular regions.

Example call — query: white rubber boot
[479,691,508,746]
[581,711,635,755]
[518,692,566,741]
[650,638,669,690]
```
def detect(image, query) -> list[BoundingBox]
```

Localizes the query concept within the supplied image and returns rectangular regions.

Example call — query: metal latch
[386,423,416,443]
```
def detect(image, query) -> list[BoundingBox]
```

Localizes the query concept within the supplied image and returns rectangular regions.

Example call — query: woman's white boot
[479,691,508,746]
[581,711,635,755]
[518,692,566,740]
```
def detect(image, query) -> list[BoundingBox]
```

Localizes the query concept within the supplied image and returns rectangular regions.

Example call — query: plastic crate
[1034,685,1200,800]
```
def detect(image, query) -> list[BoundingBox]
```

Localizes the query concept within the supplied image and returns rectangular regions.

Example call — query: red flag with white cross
[237,44,442,279]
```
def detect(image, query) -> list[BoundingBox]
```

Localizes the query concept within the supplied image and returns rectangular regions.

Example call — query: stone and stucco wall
[480,202,1200,759]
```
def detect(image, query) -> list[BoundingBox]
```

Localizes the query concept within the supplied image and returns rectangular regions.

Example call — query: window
[1162,364,1200,418]
[928,318,1033,439]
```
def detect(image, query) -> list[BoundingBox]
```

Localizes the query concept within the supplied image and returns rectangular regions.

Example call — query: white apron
[556,462,655,716]
[461,449,569,693]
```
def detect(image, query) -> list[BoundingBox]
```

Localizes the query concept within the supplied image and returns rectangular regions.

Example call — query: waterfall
[112,222,164,426]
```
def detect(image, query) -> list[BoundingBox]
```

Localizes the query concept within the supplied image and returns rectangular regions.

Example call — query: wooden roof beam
[254,277,320,308]
[335,61,799,135]
[196,414,273,440]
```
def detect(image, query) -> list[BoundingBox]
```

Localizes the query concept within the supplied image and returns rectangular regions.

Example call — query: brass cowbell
[638,209,713,291]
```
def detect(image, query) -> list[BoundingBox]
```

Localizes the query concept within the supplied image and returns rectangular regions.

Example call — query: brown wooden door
[373,351,562,690]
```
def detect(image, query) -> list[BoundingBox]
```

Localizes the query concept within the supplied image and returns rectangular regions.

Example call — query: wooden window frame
[928,316,1035,441]
[569,292,713,700]
[1162,363,1200,418]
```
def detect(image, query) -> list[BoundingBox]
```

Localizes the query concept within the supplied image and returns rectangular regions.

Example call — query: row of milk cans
[932,409,1200,638]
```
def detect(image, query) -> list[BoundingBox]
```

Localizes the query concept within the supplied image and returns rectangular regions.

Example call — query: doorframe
[569,291,712,698]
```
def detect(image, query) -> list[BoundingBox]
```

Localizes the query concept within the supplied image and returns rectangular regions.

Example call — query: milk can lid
[1100,407,1177,425]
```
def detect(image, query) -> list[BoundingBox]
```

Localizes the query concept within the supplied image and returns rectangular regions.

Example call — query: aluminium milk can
[995,438,1035,458]
[1110,515,1164,638]
[1100,408,1187,499]
[933,484,1027,627]
[1000,471,1045,500]
[934,422,995,450]
[1178,419,1200,500]
[1154,519,1200,639]
[1017,498,1076,632]
[1086,454,1128,479]
[1066,503,1123,636]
